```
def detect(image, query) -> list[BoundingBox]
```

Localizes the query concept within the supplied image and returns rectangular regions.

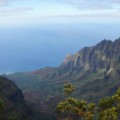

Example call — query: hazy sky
[0,0,120,25]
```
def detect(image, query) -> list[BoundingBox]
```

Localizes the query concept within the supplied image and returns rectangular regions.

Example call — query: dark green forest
[1,81,120,120]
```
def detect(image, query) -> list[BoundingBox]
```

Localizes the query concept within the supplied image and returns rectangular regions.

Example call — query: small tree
[98,88,120,120]
[56,83,95,120]
[63,83,75,96]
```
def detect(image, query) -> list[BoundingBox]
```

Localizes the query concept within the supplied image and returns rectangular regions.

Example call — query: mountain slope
[6,38,120,104]
[0,76,34,120]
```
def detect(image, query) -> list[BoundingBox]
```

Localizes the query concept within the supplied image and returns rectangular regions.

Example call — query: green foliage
[98,87,120,120]
[98,97,114,111]
[0,76,36,120]
[88,103,95,114]
[56,83,95,120]
[56,83,120,120]
[98,107,117,120]
[63,83,75,96]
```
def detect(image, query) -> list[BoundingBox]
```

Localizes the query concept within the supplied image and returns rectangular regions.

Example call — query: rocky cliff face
[59,39,120,73]
[6,38,120,104]
[0,76,34,120]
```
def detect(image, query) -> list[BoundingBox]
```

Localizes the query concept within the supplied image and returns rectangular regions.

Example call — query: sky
[0,0,120,26]
[0,0,120,73]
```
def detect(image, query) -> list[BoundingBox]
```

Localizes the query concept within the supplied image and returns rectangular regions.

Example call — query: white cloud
[43,0,120,10]
[0,0,120,26]
[1,0,120,10]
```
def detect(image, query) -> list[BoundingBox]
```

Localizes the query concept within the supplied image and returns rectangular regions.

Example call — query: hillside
[0,76,34,120]
[6,38,120,108]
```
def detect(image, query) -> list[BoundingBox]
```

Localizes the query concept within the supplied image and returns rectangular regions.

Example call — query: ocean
[0,22,120,74]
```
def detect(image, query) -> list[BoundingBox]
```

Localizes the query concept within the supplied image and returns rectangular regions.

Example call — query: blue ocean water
[0,23,120,74]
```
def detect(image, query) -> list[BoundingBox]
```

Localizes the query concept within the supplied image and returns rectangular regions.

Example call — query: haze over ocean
[0,22,120,74]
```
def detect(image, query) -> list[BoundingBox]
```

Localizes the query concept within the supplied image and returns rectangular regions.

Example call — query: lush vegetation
[3,38,120,119]
[0,77,120,120]
[7,38,120,105]
[56,83,120,120]
[0,99,4,119]
[0,76,35,120]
